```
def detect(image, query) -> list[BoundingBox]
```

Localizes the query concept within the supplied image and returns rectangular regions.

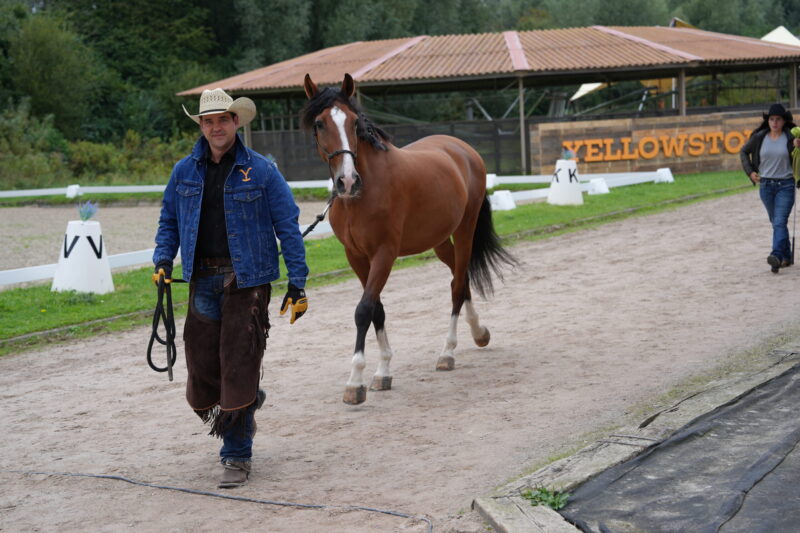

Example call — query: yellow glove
[152,263,172,286]
[280,284,308,324]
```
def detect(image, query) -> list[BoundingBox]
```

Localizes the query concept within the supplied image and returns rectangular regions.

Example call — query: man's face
[200,112,239,154]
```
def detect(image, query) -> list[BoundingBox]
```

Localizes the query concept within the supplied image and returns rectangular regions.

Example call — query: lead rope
[150,199,333,379]
[2,469,433,532]
[147,271,186,381]
[301,197,334,239]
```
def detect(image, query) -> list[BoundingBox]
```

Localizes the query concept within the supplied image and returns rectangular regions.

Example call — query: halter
[313,120,359,172]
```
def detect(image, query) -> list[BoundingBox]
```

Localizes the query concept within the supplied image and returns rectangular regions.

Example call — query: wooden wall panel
[528,109,789,176]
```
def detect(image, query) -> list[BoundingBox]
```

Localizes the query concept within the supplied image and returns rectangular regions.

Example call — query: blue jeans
[759,178,796,262]
[192,274,257,463]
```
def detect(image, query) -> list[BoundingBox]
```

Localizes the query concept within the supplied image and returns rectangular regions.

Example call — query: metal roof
[179,26,800,96]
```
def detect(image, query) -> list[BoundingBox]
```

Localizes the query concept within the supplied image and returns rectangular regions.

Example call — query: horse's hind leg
[433,238,489,370]
[369,298,394,391]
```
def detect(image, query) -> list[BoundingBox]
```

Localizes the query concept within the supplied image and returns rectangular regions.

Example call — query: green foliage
[0,99,71,188]
[8,11,102,138]
[64,130,195,185]
[521,486,571,510]
[1,0,799,144]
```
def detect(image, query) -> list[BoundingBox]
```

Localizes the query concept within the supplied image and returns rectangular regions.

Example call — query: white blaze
[330,106,356,177]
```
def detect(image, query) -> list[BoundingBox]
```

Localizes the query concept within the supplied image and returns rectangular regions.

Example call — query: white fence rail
[0,220,333,287]
[0,180,333,199]
[0,169,670,287]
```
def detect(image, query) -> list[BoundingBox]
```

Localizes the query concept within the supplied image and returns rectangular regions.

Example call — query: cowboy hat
[183,88,256,127]
[763,103,793,121]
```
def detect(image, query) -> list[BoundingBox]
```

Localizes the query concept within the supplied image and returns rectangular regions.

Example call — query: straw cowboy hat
[183,88,256,127]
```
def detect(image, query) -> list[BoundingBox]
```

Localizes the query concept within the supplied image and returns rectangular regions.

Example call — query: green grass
[520,486,571,510]
[0,170,748,355]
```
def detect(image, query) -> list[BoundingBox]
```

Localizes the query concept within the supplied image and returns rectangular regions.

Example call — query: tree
[8,12,101,138]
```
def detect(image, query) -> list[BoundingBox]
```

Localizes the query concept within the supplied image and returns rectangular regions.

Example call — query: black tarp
[560,364,800,533]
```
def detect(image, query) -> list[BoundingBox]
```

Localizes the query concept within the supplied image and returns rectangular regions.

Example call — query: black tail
[468,195,517,299]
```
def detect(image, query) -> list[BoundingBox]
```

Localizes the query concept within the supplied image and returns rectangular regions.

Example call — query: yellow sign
[563,131,751,162]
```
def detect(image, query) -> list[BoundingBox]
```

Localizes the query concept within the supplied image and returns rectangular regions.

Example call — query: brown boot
[218,459,251,489]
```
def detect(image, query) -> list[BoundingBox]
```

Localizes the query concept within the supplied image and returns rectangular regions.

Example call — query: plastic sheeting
[560,364,800,532]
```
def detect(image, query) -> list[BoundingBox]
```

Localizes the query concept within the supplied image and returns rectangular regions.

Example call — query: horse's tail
[468,195,517,299]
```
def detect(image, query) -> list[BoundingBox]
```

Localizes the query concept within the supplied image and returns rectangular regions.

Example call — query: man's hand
[152,262,173,285]
[280,284,308,324]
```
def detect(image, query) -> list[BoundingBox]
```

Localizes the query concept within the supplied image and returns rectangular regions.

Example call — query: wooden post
[518,77,527,174]
[790,63,798,109]
[678,69,687,116]
[243,122,252,147]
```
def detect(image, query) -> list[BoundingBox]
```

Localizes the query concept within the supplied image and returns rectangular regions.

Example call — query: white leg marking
[440,314,459,358]
[330,106,356,176]
[346,350,366,388]
[465,300,485,339]
[374,329,393,378]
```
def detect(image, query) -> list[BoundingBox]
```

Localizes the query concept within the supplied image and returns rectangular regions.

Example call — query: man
[153,88,309,488]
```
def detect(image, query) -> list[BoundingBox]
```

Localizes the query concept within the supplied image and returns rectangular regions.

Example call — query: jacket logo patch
[240,167,253,181]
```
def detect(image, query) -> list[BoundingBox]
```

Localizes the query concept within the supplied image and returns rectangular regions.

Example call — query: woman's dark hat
[763,103,792,121]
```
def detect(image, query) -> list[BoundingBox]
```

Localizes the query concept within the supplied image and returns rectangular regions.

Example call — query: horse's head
[303,73,362,198]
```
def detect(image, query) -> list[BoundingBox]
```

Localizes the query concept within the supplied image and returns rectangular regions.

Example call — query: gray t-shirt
[759,132,793,179]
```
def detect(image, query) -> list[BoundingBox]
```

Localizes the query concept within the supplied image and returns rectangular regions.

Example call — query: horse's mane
[301,86,390,152]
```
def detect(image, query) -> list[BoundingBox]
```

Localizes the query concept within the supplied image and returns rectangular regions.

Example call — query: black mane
[301,86,390,151]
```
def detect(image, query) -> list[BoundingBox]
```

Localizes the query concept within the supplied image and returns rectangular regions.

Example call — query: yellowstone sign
[528,109,784,175]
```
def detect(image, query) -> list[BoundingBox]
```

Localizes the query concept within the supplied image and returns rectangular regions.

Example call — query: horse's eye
[314,120,324,130]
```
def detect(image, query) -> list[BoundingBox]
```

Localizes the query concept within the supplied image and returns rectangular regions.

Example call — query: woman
[740,103,800,273]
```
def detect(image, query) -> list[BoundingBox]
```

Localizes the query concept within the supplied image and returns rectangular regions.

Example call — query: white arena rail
[1,170,671,287]
[0,221,333,287]
[0,180,333,199]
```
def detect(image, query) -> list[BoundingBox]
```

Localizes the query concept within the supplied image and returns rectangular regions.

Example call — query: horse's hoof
[370,375,393,391]
[343,385,367,405]
[474,327,490,347]
[436,356,455,371]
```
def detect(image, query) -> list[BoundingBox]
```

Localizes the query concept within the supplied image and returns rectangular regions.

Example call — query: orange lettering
[603,138,622,161]
[687,133,705,156]
[705,132,724,154]
[724,131,745,154]
[638,136,659,159]
[620,137,638,160]
[584,139,604,162]
[659,134,687,157]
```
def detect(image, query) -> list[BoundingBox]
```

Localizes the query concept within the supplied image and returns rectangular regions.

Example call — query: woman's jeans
[191,273,257,463]
[759,178,796,262]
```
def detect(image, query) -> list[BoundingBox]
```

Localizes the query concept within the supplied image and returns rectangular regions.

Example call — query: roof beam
[503,31,530,71]
[350,36,429,80]
[592,25,702,61]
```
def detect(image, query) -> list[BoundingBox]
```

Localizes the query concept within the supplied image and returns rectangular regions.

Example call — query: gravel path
[2,190,797,532]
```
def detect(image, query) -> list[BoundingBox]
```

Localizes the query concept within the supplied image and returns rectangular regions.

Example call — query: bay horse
[302,73,515,405]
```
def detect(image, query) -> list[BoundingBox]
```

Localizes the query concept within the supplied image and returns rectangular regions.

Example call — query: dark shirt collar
[206,143,237,164]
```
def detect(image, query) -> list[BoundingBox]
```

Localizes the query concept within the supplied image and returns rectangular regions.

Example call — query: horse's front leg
[343,251,396,405]
[369,298,394,391]
[343,296,374,404]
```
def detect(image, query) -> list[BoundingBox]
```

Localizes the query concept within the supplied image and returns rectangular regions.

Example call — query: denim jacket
[153,134,308,288]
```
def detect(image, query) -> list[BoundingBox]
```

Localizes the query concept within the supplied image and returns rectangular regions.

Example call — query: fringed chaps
[184,281,270,438]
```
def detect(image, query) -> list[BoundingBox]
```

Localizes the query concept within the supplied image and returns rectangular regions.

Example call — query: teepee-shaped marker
[51,202,114,294]
[547,159,584,205]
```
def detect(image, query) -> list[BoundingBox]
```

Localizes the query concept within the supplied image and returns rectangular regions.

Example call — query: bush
[0,98,198,189]
[0,99,71,187]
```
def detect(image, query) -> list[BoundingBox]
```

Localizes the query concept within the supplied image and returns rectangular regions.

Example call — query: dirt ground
[2,190,799,532]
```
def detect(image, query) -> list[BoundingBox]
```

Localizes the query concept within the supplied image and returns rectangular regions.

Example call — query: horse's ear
[303,74,318,100]
[342,73,355,98]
